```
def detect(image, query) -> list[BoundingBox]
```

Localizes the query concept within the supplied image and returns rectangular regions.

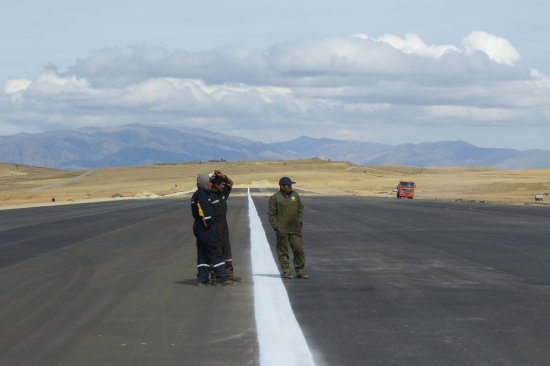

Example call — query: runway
[1,193,550,365]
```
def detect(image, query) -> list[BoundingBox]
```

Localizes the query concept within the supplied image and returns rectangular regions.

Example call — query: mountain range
[0,124,548,170]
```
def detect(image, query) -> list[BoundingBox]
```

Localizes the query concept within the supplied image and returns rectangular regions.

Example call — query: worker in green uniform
[267,176,307,279]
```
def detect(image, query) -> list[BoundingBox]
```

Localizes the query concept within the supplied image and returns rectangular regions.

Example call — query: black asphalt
[2,194,550,365]
[0,198,256,366]
[253,195,550,366]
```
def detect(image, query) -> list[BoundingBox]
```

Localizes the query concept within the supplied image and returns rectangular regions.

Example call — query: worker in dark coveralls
[191,173,233,286]
[210,170,243,282]
[267,176,307,279]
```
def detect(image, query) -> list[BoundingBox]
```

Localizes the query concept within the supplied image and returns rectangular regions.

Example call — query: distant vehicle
[396,180,415,199]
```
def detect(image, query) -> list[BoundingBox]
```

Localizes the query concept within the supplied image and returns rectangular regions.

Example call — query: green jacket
[267,190,304,234]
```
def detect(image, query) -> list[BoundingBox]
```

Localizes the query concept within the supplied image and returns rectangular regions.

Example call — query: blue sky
[2,0,549,150]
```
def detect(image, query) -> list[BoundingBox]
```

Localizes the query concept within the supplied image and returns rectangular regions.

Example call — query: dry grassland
[1,160,550,209]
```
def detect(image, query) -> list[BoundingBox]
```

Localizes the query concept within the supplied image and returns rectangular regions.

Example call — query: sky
[1,0,549,150]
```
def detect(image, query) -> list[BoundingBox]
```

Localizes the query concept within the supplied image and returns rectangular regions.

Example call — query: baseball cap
[279,176,296,185]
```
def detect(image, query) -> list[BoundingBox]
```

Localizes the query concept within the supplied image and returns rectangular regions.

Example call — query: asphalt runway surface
[1,192,550,365]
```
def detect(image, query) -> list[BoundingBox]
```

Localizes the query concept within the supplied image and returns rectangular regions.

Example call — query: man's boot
[215,279,235,286]
[230,274,243,281]
[226,269,243,282]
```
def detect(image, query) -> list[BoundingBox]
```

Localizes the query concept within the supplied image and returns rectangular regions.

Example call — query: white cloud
[4,79,32,94]
[377,33,459,58]
[463,31,521,66]
[1,32,549,149]
[351,33,368,40]
[23,72,92,102]
[121,78,208,110]
[268,37,409,77]
[424,105,522,122]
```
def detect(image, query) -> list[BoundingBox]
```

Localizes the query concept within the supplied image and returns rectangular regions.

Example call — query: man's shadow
[174,279,200,286]
[175,273,281,286]
[252,273,282,278]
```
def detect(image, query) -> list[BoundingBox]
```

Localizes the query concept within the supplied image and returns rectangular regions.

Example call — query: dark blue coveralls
[190,187,228,284]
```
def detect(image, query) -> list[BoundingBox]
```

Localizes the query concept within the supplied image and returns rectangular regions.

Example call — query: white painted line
[248,189,316,366]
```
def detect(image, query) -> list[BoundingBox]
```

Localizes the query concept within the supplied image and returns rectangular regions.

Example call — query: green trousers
[276,231,305,275]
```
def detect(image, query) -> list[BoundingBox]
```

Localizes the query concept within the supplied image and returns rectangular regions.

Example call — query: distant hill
[0,124,294,170]
[1,124,549,170]
[276,137,550,169]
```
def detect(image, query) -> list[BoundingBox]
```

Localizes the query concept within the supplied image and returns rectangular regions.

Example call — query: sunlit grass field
[1,160,549,209]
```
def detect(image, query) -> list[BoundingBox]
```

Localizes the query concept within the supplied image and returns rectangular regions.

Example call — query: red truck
[396,180,415,199]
